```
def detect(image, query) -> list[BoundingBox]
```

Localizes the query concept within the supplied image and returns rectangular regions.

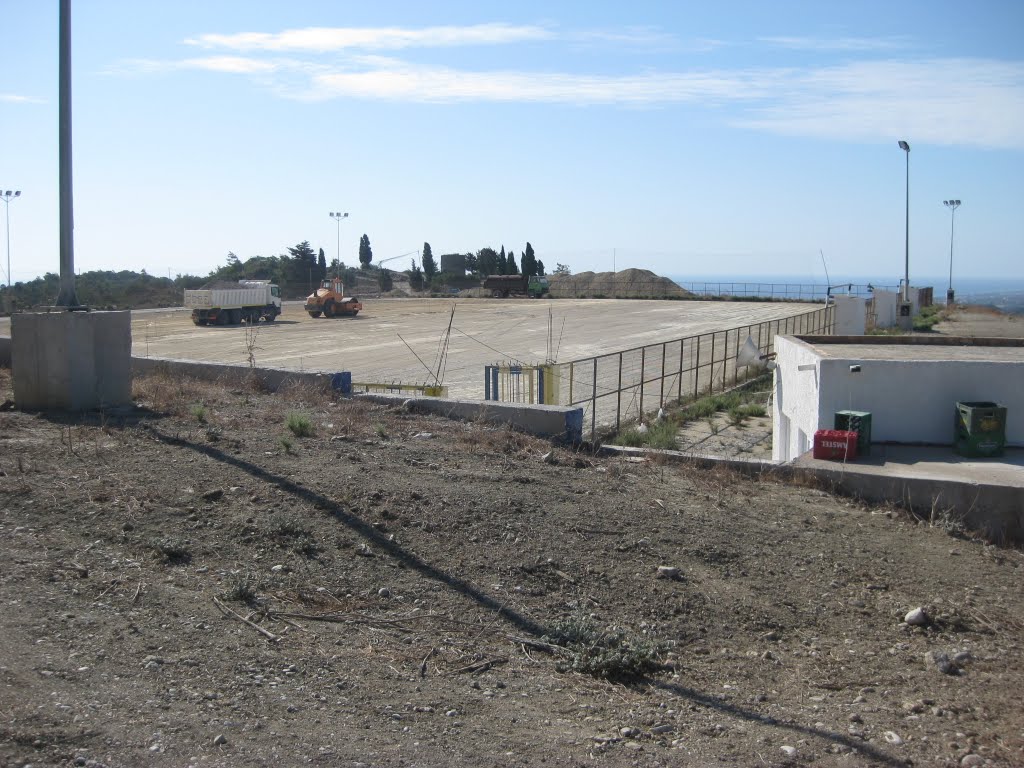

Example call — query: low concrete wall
[0,335,9,367]
[601,444,1023,544]
[792,462,1023,544]
[132,356,344,392]
[358,392,584,444]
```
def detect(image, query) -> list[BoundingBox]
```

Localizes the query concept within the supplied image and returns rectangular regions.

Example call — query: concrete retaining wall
[358,392,584,444]
[0,335,9,367]
[131,356,344,393]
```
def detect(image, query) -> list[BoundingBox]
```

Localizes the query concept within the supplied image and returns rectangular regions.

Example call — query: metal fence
[551,304,835,441]
[678,282,891,302]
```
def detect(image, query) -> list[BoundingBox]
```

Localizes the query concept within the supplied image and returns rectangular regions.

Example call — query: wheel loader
[304,277,363,318]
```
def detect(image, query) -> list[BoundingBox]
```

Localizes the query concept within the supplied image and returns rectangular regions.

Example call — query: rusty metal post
[616,351,623,431]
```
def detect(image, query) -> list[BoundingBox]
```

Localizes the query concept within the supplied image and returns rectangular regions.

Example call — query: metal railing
[552,304,835,441]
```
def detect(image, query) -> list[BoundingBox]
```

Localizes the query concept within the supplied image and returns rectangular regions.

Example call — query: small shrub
[286,412,314,437]
[741,403,766,418]
[547,613,664,681]
[279,436,294,454]
[221,572,260,604]
[374,422,389,439]
[190,404,208,423]
[150,536,191,564]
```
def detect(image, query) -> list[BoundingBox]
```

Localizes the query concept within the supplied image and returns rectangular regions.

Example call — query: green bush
[547,613,664,681]
[286,412,314,437]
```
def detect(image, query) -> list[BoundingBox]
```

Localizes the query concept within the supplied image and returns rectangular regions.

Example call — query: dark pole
[56,0,79,307]
[944,199,961,305]
[899,141,910,303]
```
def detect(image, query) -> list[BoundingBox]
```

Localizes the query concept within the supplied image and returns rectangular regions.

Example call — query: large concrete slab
[5,298,812,400]
[11,311,132,411]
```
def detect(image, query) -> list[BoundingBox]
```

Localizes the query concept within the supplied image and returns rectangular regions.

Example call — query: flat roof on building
[792,335,1024,362]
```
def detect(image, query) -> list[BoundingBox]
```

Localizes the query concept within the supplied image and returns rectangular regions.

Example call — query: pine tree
[522,242,537,277]
[507,251,519,274]
[358,234,373,268]
[317,248,327,281]
[421,242,437,280]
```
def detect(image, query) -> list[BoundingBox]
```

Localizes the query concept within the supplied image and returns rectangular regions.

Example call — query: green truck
[483,274,550,298]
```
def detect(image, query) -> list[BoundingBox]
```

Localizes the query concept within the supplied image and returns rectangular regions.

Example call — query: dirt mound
[548,268,690,299]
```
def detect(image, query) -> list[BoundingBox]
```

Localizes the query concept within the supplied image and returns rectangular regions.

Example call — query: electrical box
[835,410,872,456]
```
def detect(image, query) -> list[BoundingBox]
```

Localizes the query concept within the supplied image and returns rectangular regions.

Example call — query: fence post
[694,335,702,398]
[677,338,684,401]
[709,332,717,395]
[616,352,623,431]
[721,330,728,390]
[659,344,666,407]
[733,328,742,384]
[639,347,646,417]
[591,360,597,441]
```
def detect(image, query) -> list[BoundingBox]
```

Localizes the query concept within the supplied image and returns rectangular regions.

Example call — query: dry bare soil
[1,368,1022,768]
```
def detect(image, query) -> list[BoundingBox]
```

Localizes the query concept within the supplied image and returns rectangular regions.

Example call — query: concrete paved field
[0,298,816,401]
[123,298,814,398]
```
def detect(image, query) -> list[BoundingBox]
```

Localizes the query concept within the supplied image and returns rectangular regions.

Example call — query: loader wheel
[323,300,335,318]
[307,311,322,318]
[491,290,502,298]
[350,310,359,317]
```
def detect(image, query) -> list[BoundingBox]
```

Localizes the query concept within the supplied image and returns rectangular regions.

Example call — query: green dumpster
[954,401,1007,458]
[835,410,872,456]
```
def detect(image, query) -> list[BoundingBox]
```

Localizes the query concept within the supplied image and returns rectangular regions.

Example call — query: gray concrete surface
[2,298,813,401]
[12,311,131,410]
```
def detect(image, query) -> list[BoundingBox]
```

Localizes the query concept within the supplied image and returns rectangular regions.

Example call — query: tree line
[0,234,552,310]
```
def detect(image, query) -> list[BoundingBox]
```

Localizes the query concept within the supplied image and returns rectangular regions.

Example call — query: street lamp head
[898,140,910,152]
[13,191,19,198]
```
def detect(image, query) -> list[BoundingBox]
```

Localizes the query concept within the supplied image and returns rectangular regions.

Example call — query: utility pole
[1,190,21,313]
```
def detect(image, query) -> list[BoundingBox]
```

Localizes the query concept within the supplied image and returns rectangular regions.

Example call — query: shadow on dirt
[143,424,905,767]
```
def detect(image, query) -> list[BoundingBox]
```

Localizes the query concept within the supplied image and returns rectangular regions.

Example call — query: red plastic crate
[813,429,858,461]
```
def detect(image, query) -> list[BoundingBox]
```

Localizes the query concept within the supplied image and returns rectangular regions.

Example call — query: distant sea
[668,274,1024,314]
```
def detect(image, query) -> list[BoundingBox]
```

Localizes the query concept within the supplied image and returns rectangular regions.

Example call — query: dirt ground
[2,367,1023,768]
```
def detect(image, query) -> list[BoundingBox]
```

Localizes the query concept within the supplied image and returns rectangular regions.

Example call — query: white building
[773,335,1024,463]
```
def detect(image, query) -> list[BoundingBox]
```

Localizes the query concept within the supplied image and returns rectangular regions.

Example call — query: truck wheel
[350,310,359,317]
[307,311,322,318]
[216,311,228,326]
[323,300,335,318]
[491,290,502,298]
[229,309,242,325]
[264,313,276,322]
[192,317,206,326]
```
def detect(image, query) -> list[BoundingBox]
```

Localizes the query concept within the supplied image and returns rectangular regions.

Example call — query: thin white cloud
[740,59,1024,149]
[186,23,553,53]
[760,35,912,52]
[1,93,44,104]
[305,64,778,105]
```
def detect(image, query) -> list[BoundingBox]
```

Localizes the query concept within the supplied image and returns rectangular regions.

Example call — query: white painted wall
[833,296,867,335]
[872,290,899,329]
[774,336,1024,462]
[773,336,824,462]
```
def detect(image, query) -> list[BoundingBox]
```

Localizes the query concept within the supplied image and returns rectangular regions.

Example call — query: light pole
[1,190,21,313]
[897,140,912,328]
[329,212,348,277]
[943,199,961,306]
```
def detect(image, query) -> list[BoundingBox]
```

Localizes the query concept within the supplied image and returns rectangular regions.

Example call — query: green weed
[286,412,314,437]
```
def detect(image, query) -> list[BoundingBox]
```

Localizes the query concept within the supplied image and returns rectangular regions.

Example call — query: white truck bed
[184,286,270,309]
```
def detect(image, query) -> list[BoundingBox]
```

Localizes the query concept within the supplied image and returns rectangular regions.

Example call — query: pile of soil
[0,367,1021,767]
[548,269,691,299]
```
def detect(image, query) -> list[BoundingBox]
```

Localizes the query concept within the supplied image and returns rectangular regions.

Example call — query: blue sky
[2,1,1023,286]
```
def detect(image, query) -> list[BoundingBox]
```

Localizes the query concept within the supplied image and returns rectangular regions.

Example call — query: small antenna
[819,249,832,287]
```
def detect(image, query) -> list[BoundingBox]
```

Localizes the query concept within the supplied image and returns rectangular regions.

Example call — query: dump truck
[483,274,549,298]
[304,277,363,318]
[184,280,281,326]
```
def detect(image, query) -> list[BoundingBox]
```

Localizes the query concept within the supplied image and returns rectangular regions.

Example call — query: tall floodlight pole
[329,211,348,277]
[897,141,911,305]
[2,190,21,312]
[943,199,961,306]
[56,0,79,307]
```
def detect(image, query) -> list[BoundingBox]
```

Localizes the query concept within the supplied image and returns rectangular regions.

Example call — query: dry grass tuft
[132,369,224,415]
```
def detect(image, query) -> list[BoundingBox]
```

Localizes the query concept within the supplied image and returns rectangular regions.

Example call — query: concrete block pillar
[12,311,132,411]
